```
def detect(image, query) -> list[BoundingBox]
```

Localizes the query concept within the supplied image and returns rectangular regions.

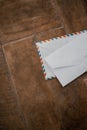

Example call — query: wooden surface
[0,0,87,130]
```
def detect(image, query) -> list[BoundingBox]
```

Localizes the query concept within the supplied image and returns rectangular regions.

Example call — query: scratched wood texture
[0,0,87,130]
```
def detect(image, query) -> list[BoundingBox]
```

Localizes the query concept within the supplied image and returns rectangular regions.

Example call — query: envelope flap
[45,33,87,69]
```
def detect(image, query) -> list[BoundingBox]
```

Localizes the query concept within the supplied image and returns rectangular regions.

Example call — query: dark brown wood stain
[0,0,87,130]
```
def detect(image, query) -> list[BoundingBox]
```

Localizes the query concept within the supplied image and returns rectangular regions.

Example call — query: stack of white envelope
[36,30,87,87]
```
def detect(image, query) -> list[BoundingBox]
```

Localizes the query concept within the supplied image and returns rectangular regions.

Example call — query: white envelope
[36,31,86,79]
[45,32,87,86]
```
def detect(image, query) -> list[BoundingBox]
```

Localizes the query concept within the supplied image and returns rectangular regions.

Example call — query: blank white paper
[45,32,87,86]
[36,30,87,80]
